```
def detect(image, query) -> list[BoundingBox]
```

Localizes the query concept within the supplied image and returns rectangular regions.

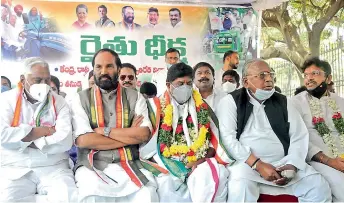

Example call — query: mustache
[199,78,209,82]
[306,80,317,86]
[99,75,112,81]
[123,81,132,85]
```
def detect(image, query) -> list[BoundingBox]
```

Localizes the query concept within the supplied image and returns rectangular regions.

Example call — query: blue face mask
[1,85,11,93]
[253,88,275,101]
[248,80,275,101]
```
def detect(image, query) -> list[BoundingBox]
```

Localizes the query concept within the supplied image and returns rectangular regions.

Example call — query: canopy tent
[103,0,288,10]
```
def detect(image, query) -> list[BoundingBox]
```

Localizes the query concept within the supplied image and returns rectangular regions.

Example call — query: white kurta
[214,68,225,89]
[71,90,158,202]
[168,21,183,29]
[153,96,229,202]
[151,68,168,97]
[203,88,227,112]
[0,88,76,202]
[216,91,331,202]
[142,23,165,30]
[291,91,344,201]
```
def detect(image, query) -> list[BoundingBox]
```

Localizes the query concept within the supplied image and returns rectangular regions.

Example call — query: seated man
[193,62,226,111]
[221,70,240,94]
[0,57,77,202]
[216,59,331,202]
[144,62,233,202]
[70,48,158,202]
[291,57,344,201]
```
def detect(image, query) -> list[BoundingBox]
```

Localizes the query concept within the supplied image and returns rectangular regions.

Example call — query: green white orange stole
[12,82,57,128]
[88,86,168,187]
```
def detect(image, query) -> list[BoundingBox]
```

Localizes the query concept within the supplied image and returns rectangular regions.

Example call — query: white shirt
[169,21,183,29]
[71,89,152,139]
[216,90,308,169]
[142,23,165,30]
[4,23,24,47]
[0,88,72,177]
[214,68,225,89]
[202,88,227,112]
[70,88,152,197]
[291,91,344,160]
[151,68,168,97]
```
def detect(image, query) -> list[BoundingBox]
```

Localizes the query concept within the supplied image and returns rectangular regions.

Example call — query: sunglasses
[120,75,135,81]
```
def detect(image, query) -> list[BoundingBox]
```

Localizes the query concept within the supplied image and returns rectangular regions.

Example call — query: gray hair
[242,58,271,78]
[76,4,88,14]
[23,57,49,76]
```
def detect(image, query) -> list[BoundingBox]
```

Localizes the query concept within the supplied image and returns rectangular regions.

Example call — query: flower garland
[309,96,344,158]
[158,90,211,164]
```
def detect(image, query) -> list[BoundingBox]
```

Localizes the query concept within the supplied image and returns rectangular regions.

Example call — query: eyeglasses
[120,75,135,81]
[303,70,325,78]
[246,72,275,80]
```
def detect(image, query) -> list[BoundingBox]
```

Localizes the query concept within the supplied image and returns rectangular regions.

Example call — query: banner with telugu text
[1,0,258,95]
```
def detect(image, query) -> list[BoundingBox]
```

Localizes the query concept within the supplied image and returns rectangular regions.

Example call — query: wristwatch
[104,127,111,137]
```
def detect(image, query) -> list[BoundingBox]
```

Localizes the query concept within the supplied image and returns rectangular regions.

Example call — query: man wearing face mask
[291,57,344,201]
[193,62,226,111]
[70,48,158,202]
[151,48,180,97]
[215,50,239,88]
[0,57,77,202]
[217,59,331,202]
[146,62,233,202]
[222,69,240,94]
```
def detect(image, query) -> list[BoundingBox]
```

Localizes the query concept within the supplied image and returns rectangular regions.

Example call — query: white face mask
[248,80,275,101]
[166,63,173,69]
[171,84,192,104]
[222,82,237,93]
[26,80,50,102]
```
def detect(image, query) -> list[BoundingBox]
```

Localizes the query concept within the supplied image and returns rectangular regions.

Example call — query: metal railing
[267,42,344,98]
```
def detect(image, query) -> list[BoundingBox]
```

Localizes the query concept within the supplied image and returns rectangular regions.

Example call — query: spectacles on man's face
[120,75,135,81]
[246,71,275,80]
[303,70,325,79]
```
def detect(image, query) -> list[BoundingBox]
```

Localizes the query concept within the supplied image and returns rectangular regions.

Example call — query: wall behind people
[1,1,258,96]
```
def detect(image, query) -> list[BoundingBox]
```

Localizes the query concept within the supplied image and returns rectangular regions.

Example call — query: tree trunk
[309,30,322,57]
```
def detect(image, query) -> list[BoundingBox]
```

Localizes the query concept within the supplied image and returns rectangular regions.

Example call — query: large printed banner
[1,0,258,94]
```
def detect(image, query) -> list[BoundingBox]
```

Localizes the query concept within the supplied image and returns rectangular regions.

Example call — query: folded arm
[33,99,73,154]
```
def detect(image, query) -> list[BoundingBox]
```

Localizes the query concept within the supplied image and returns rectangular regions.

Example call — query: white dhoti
[156,157,229,202]
[310,161,344,202]
[0,161,77,202]
[75,163,158,203]
[227,162,331,202]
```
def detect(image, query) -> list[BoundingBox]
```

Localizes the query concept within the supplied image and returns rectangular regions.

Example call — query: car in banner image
[212,30,242,54]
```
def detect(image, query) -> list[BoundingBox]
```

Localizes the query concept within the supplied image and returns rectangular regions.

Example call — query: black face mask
[307,81,328,99]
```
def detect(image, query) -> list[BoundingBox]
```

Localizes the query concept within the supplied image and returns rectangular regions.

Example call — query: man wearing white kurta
[71,48,158,203]
[144,63,232,202]
[151,48,180,97]
[217,59,331,202]
[291,57,344,201]
[0,57,77,202]
[193,62,226,111]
